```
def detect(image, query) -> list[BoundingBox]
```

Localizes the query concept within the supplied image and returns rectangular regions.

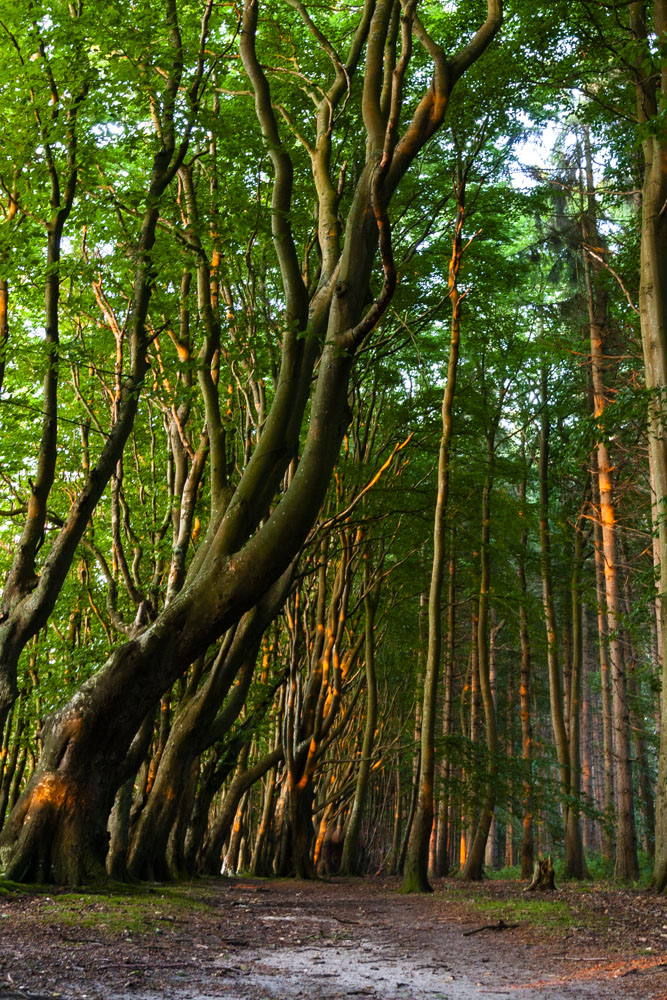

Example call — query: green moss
[35,883,214,936]
[0,879,53,896]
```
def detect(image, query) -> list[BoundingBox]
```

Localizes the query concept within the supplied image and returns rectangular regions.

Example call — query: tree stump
[524,855,556,892]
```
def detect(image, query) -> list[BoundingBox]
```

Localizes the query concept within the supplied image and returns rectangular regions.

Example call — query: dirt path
[1,877,665,1000]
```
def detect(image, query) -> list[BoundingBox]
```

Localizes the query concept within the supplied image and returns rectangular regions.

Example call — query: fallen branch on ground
[463,918,519,936]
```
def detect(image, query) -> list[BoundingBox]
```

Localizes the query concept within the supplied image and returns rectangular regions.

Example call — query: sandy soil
[0,877,666,1000]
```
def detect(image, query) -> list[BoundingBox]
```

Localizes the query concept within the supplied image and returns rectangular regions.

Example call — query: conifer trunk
[630,0,667,892]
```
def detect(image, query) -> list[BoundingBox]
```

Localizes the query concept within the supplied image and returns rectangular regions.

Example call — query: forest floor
[0,875,665,1000]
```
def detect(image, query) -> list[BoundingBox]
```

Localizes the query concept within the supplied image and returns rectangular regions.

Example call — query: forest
[0,0,665,901]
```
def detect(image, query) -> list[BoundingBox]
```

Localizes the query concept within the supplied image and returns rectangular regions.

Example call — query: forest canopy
[0,0,665,894]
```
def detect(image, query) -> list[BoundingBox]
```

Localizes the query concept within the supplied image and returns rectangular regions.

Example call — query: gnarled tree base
[0,772,108,885]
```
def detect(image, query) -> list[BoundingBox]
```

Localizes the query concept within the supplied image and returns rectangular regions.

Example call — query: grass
[466,894,585,931]
[485,864,522,880]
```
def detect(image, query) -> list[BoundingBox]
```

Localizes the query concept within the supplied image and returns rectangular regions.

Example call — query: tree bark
[565,503,589,880]
[462,437,501,881]
[403,186,466,893]
[582,131,637,879]
[538,361,587,879]
[435,535,456,877]
[126,569,291,880]
[517,440,534,878]
[340,560,380,875]
[630,0,667,892]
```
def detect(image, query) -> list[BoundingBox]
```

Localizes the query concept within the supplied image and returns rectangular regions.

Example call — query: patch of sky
[511,96,618,192]
[509,113,560,189]
[91,122,126,147]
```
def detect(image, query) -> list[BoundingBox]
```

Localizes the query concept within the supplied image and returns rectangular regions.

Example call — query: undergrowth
[485,851,655,890]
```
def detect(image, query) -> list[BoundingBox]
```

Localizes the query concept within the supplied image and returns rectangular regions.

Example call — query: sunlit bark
[582,131,638,879]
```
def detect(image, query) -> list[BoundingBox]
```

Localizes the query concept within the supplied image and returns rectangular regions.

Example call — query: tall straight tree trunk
[249,766,277,876]
[580,611,595,855]
[517,439,534,878]
[538,364,570,833]
[538,361,587,878]
[465,611,480,859]
[463,431,502,881]
[388,767,402,875]
[566,503,589,879]
[435,536,456,877]
[582,133,638,879]
[591,469,616,863]
[504,659,515,870]
[403,185,467,893]
[620,539,656,857]
[484,615,504,872]
[631,0,667,892]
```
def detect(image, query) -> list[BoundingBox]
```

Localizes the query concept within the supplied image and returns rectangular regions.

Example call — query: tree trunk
[630,0,667,893]
[565,506,588,879]
[387,767,402,875]
[0,694,24,832]
[463,439,500,881]
[249,766,278,876]
[517,441,534,878]
[340,563,379,875]
[538,361,586,878]
[580,612,595,855]
[199,745,283,875]
[582,129,637,880]
[127,570,289,880]
[591,469,616,863]
[435,537,456,877]
[403,187,466,893]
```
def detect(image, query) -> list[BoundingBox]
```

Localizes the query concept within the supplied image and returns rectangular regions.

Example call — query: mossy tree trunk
[126,569,291,880]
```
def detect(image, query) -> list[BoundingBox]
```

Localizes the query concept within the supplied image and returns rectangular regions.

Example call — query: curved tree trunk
[126,569,291,880]
[198,745,283,875]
